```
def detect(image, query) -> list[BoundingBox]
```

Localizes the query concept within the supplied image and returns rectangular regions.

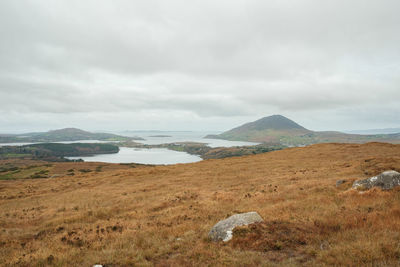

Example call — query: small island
[0,143,120,161]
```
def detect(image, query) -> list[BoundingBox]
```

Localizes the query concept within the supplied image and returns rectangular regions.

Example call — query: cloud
[0,0,399,131]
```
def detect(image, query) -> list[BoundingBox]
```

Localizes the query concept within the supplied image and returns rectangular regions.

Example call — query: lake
[0,131,258,164]
[120,130,257,148]
[67,147,202,165]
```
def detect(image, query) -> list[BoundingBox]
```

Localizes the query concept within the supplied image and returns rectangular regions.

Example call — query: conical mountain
[206,115,311,143]
[228,115,309,132]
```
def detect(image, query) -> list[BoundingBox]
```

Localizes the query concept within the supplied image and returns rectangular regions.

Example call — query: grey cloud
[0,0,399,131]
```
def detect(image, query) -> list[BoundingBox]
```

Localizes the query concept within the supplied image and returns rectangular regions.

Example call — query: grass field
[0,142,400,266]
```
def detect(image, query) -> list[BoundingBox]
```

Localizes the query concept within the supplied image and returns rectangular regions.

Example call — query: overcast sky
[0,0,399,133]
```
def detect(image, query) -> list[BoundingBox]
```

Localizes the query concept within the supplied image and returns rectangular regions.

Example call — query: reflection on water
[67,147,202,165]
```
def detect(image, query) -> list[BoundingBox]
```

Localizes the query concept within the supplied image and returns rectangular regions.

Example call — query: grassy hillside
[206,115,400,146]
[1,142,400,265]
[0,128,141,143]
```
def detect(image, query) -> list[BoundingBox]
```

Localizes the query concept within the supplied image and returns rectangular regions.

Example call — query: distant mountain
[0,128,143,143]
[229,115,309,132]
[206,115,311,143]
[345,128,400,135]
[205,115,400,146]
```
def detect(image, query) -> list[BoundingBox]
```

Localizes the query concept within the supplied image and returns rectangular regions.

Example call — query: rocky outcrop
[208,212,264,242]
[352,170,400,190]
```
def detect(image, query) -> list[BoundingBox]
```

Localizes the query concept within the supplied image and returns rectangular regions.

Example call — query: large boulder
[208,212,264,242]
[352,170,400,190]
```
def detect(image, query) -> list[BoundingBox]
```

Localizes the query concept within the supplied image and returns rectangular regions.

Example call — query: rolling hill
[0,128,142,143]
[206,115,400,146]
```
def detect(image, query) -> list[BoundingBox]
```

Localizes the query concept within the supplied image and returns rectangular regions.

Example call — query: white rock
[352,170,400,190]
[208,212,264,242]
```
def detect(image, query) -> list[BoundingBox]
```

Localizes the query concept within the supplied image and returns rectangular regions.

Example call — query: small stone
[320,240,330,250]
[336,180,346,187]
[208,211,264,242]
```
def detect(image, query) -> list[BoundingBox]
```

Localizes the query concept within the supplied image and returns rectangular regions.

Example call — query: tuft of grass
[78,169,92,173]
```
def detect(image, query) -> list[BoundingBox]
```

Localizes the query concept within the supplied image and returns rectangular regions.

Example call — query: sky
[0,0,399,133]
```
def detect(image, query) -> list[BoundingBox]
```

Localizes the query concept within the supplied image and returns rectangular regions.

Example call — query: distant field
[0,142,400,266]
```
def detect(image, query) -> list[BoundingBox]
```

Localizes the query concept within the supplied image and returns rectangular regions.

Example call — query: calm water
[67,147,202,165]
[120,130,258,148]
[0,131,258,164]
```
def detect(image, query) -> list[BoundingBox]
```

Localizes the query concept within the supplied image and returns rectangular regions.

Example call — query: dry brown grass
[1,142,400,266]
